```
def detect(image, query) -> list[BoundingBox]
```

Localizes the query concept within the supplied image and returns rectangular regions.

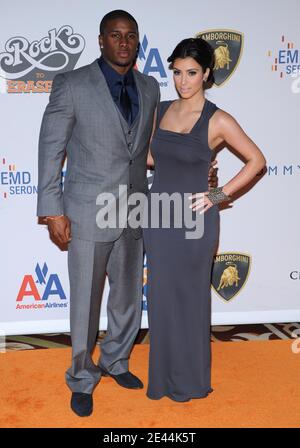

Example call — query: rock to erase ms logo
[196,29,244,86]
[0,25,85,93]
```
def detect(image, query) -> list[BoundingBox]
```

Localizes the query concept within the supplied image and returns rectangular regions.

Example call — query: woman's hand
[188,191,214,215]
[189,186,232,214]
[147,149,154,167]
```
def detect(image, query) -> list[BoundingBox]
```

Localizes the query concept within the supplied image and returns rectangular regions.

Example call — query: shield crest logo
[196,29,244,86]
[211,252,251,302]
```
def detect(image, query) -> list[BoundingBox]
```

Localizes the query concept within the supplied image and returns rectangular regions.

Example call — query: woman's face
[172,57,209,99]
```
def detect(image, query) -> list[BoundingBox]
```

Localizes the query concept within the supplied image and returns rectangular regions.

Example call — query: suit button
[129,160,133,165]
[129,183,133,189]
[128,130,132,135]
[128,142,132,148]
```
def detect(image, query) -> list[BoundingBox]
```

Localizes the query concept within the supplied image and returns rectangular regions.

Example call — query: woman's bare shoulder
[210,108,240,132]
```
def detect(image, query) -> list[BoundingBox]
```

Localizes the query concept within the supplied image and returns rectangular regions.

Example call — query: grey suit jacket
[37,59,160,242]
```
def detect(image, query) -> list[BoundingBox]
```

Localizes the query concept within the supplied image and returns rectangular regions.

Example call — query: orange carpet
[0,340,300,428]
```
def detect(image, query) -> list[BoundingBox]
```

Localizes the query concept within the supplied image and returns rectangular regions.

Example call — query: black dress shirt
[98,57,139,125]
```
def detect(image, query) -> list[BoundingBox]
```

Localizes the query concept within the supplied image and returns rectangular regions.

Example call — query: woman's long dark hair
[167,38,215,84]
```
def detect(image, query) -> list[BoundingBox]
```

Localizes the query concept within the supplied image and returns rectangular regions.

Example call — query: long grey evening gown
[143,99,220,402]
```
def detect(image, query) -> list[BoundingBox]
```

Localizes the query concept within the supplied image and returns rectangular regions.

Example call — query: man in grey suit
[38,10,217,417]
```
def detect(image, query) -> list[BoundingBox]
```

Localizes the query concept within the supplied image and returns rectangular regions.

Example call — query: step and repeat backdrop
[0,0,299,335]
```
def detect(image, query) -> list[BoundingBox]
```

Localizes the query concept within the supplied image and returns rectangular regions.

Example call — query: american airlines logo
[0,25,85,93]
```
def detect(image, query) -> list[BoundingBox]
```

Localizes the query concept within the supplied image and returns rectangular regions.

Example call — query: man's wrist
[46,215,64,222]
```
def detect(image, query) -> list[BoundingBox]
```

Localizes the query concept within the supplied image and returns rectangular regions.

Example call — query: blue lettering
[278,50,286,64]
[9,171,21,184]
[22,172,31,184]
[279,50,299,65]
[1,171,32,186]
[9,185,37,195]
[283,165,293,175]
[0,172,8,184]
[42,274,67,300]
[268,166,278,175]
[286,64,300,75]
[7,171,31,185]
[143,49,167,78]
[287,50,299,64]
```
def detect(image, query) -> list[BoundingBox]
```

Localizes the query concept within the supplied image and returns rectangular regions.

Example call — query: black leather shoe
[71,392,93,417]
[100,366,143,389]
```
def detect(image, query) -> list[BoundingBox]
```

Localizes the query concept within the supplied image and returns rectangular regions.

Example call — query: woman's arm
[212,110,266,197]
[190,110,266,213]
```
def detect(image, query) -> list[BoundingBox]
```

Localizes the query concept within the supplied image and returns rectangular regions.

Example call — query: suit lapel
[88,59,128,146]
[131,70,150,154]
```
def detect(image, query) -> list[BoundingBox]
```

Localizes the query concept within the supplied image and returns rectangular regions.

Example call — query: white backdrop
[0,0,299,335]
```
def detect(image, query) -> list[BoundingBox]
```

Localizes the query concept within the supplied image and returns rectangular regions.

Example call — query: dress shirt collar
[98,56,134,87]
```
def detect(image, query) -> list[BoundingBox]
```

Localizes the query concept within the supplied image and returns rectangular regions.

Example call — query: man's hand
[208,160,218,190]
[47,215,72,245]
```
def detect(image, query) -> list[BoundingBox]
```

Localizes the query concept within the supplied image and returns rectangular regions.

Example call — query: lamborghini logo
[211,252,251,302]
[196,29,244,86]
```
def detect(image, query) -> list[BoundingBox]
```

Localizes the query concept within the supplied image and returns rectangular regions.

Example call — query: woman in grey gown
[143,38,266,402]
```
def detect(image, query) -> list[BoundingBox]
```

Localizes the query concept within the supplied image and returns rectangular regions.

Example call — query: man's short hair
[99,10,139,35]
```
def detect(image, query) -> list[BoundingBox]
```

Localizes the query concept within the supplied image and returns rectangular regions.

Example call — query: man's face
[99,18,139,71]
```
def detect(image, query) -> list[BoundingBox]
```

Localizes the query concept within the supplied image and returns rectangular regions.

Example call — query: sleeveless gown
[143,99,220,402]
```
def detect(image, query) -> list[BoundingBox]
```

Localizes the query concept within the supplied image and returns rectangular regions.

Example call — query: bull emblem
[214,41,232,70]
[217,263,241,291]
[211,253,251,302]
[195,29,244,86]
